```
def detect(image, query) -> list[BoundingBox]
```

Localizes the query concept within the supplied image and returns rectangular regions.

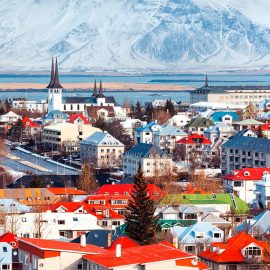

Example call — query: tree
[152,109,170,124]
[134,101,144,120]
[77,163,97,194]
[145,104,153,122]
[30,176,42,188]
[93,116,106,131]
[125,163,158,245]
[9,118,26,143]
[165,99,175,117]
[257,125,265,138]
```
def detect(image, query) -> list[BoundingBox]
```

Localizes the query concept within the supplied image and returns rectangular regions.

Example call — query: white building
[80,131,125,168]
[7,212,102,240]
[255,174,270,209]
[123,143,172,177]
[12,98,47,113]
[134,121,162,144]
[120,118,146,139]
[167,113,191,128]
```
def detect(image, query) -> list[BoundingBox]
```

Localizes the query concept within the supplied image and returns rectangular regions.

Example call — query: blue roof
[204,122,234,133]
[135,121,159,132]
[124,143,169,158]
[0,199,30,213]
[211,111,240,122]
[171,222,223,244]
[222,132,270,153]
[43,110,69,120]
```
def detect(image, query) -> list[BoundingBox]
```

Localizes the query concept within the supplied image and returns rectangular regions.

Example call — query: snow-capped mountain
[1,0,270,72]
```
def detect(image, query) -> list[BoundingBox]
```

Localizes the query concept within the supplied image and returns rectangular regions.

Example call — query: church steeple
[46,58,55,88]
[50,58,63,89]
[92,79,98,97]
[97,79,105,98]
[205,74,209,87]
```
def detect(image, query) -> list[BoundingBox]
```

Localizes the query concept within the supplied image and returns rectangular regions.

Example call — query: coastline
[0,82,195,91]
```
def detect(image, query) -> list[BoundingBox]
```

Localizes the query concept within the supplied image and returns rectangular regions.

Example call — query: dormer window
[195,232,204,239]
[114,192,119,195]
[244,171,250,176]
[244,246,261,257]
[263,171,269,176]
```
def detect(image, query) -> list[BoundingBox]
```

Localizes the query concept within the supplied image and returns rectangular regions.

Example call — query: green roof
[160,194,248,214]
[185,117,214,128]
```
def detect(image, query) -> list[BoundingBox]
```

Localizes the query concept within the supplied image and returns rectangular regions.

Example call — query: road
[3,148,79,175]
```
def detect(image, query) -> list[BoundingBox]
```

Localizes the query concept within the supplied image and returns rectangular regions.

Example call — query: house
[210,111,240,125]
[167,113,191,128]
[185,117,214,135]
[232,119,264,132]
[68,113,91,125]
[175,134,212,166]
[21,116,41,140]
[120,118,146,139]
[80,131,125,168]
[42,122,100,153]
[241,103,261,120]
[83,241,210,270]
[223,168,270,204]
[0,188,59,207]
[153,125,187,153]
[0,242,13,270]
[0,111,21,132]
[160,194,248,214]
[221,131,270,175]
[0,198,30,214]
[235,211,270,237]
[47,188,88,201]
[123,143,172,177]
[255,173,270,209]
[259,122,270,138]
[11,97,47,113]
[171,222,224,254]
[9,212,102,239]
[18,237,105,270]
[134,121,162,144]
[199,232,270,270]
[42,110,69,125]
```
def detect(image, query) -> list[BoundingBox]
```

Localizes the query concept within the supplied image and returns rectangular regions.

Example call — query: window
[213,232,221,238]
[185,246,195,253]
[78,262,83,270]
[3,246,7,252]
[195,232,204,239]
[2,265,10,270]
[244,246,262,257]
[73,217,78,221]
[58,220,65,225]
[22,217,27,222]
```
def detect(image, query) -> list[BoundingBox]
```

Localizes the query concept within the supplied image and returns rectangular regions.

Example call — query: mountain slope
[0,0,270,71]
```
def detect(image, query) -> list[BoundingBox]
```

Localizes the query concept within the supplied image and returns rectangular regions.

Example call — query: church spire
[92,79,98,97]
[51,57,63,89]
[205,74,209,87]
[46,58,55,88]
[97,79,105,98]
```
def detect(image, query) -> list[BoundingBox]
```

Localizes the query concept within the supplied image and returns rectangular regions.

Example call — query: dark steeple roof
[92,79,98,97]
[205,74,208,87]
[97,79,105,98]
[50,58,63,89]
[46,58,55,88]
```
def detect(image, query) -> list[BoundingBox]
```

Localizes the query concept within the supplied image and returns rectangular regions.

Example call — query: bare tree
[77,163,97,194]
[0,205,21,235]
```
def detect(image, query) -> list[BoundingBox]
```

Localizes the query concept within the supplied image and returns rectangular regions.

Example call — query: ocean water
[1,73,270,105]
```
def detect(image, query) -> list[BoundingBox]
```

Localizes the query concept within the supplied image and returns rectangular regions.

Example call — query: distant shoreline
[0,82,195,91]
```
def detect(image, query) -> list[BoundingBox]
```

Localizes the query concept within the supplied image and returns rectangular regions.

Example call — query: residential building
[0,111,20,133]
[9,212,101,239]
[185,117,214,135]
[210,111,240,125]
[120,118,146,139]
[22,116,41,140]
[199,232,270,270]
[259,122,270,139]
[134,121,162,144]
[68,113,91,125]
[80,131,125,168]
[42,122,100,153]
[42,110,69,126]
[47,188,88,201]
[12,97,47,113]
[223,168,270,204]
[171,222,224,254]
[241,103,261,120]
[255,173,270,209]
[167,113,191,128]
[0,242,13,270]
[175,134,212,166]
[160,194,248,214]
[221,131,270,175]
[151,99,178,108]
[123,143,172,177]
[232,119,264,131]
[83,242,210,270]
[18,237,105,270]
[153,125,187,153]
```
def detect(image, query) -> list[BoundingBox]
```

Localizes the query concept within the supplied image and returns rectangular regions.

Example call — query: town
[0,59,269,270]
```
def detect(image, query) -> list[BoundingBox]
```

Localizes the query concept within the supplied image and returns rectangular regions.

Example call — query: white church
[46,58,122,115]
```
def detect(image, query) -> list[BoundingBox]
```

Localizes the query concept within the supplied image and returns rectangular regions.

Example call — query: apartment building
[123,143,172,177]
[42,122,100,153]
[80,131,125,168]
[221,132,270,175]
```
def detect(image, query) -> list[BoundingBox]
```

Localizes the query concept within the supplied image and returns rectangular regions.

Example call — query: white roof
[190,102,246,109]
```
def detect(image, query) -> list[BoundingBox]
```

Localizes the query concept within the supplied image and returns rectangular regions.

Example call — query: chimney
[107,232,112,247]
[173,236,178,249]
[116,244,122,258]
[197,214,201,223]
[192,257,198,266]
[80,234,86,247]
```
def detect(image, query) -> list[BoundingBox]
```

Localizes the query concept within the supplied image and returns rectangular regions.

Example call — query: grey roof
[124,143,169,158]
[204,122,234,133]
[43,110,68,120]
[62,96,116,105]
[155,125,187,136]
[222,132,270,153]
[186,117,214,128]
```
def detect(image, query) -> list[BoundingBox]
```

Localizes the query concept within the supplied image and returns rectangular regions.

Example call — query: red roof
[176,258,210,269]
[186,183,210,194]
[0,232,18,248]
[22,116,40,128]
[176,133,211,145]
[199,232,270,263]
[95,184,166,200]
[223,168,270,181]
[261,122,270,131]
[18,238,105,255]
[68,113,90,124]
[83,243,194,268]
[108,236,139,250]
[47,188,87,196]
